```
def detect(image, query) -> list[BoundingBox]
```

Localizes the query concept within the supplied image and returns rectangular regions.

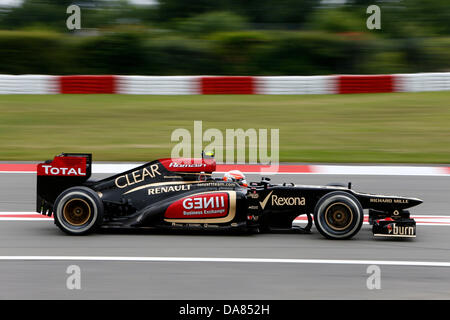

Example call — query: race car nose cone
[410,198,423,207]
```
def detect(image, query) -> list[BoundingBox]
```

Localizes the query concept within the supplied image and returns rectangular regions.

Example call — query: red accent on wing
[159,158,216,173]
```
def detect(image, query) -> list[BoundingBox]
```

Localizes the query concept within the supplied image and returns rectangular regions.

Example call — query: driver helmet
[223,170,248,187]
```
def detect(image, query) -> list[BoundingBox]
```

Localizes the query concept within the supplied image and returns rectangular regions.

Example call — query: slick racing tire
[314,191,364,240]
[53,186,104,235]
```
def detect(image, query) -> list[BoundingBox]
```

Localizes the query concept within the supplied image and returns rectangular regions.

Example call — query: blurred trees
[174,11,248,36]
[0,0,140,31]
[1,0,448,34]
[0,0,448,75]
[156,0,318,26]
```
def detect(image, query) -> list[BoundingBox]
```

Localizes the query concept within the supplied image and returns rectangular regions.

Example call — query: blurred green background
[0,92,449,163]
[0,1,449,163]
[0,0,449,75]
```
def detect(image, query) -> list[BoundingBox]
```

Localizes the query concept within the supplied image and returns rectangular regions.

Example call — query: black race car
[36,153,422,239]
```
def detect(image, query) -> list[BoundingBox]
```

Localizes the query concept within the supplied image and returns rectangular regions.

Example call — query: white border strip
[0,256,449,267]
[311,165,448,176]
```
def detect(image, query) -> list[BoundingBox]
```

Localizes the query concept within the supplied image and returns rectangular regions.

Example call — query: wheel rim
[62,198,91,226]
[324,202,354,231]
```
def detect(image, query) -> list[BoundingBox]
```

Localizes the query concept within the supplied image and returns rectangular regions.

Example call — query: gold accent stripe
[123,181,204,195]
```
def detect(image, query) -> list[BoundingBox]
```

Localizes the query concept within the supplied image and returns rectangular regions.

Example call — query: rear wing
[36,153,92,215]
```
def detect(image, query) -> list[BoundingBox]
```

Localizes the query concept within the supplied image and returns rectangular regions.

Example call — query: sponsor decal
[165,192,229,219]
[387,223,415,236]
[148,184,191,195]
[259,191,306,209]
[387,224,392,233]
[124,180,231,195]
[37,157,87,176]
[248,193,259,199]
[271,194,305,206]
[169,162,207,168]
[182,195,226,214]
[132,181,236,195]
[197,182,236,188]
[40,165,85,176]
[115,164,161,189]
[370,198,409,204]
[160,158,216,173]
[259,191,273,209]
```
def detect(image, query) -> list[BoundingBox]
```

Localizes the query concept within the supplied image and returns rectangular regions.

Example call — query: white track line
[293,215,450,226]
[0,256,449,267]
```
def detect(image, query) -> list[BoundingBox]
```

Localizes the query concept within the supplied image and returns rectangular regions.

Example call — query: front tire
[314,191,364,240]
[53,186,103,235]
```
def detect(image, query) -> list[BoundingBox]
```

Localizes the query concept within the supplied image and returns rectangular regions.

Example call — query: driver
[223,170,248,188]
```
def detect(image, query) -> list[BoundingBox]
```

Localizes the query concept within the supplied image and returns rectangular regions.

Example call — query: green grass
[0,92,449,163]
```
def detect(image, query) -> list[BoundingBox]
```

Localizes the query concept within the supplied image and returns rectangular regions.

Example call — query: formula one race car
[36,153,422,239]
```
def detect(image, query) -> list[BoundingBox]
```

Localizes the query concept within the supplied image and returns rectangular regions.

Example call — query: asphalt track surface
[0,172,450,299]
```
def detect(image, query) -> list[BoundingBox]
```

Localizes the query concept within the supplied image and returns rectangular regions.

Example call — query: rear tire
[314,191,363,240]
[53,186,103,235]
